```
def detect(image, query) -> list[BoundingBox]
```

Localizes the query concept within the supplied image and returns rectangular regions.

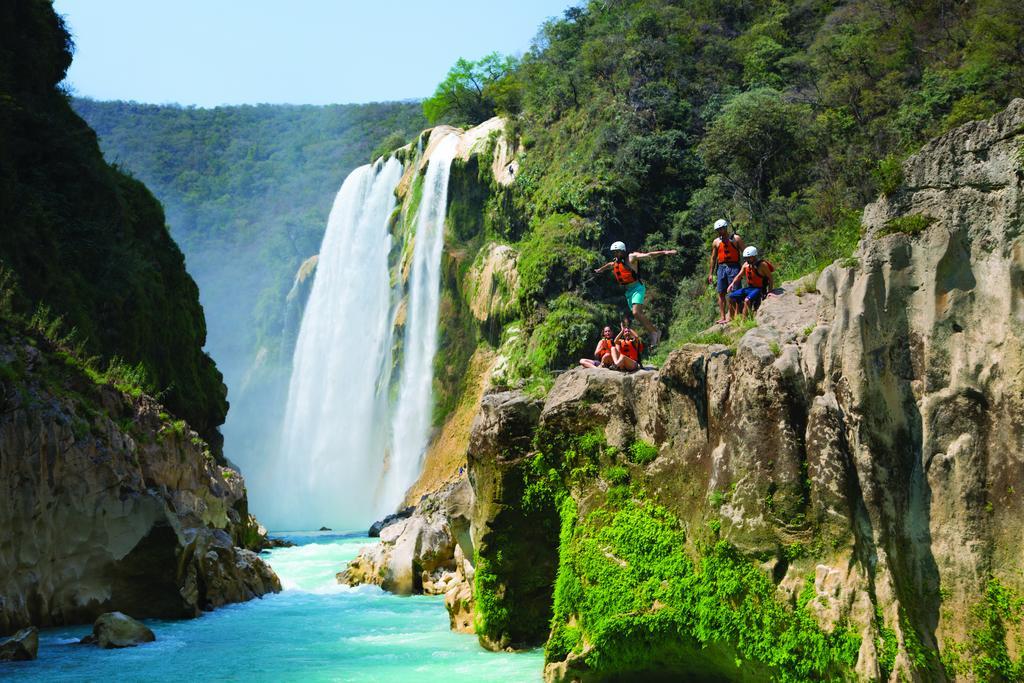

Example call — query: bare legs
[631,303,660,347]
[609,345,638,371]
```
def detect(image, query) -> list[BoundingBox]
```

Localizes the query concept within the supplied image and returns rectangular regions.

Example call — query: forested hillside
[73,98,425,389]
[426,0,1024,373]
[0,1,226,446]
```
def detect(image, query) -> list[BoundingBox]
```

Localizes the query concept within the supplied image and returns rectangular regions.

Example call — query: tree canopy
[423,52,520,125]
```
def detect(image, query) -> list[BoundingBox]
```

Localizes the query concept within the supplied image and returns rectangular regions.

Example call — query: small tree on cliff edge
[423,52,522,126]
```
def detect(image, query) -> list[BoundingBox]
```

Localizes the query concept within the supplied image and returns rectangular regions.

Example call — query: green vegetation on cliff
[0,0,226,446]
[434,0,1024,369]
[549,497,860,681]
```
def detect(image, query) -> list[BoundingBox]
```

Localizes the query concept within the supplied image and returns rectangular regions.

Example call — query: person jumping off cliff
[707,219,745,325]
[726,246,774,319]
[595,241,677,349]
[579,326,615,369]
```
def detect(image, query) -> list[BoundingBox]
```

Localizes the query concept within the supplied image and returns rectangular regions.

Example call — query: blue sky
[54,1,575,107]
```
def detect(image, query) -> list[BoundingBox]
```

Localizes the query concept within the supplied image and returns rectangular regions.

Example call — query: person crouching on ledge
[580,326,615,368]
[726,246,775,319]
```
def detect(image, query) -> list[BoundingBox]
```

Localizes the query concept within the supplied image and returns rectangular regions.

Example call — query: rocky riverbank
[0,331,280,636]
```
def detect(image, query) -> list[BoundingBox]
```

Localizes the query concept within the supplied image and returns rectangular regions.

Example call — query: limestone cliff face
[463,101,1024,681]
[0,334,280,636]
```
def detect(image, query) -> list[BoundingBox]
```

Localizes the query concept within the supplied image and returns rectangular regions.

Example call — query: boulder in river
[0,626,38,661]
[80,612,155,649]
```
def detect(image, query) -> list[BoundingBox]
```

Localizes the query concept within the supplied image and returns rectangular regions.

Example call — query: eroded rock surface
[462,101,1024,681]
[0,336,281,636]
[338,479,475,600]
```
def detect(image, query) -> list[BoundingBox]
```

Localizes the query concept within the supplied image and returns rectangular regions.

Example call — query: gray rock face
[338,478,474,597]
[0,337,281,636]
[0,626,38,661]
[460,100,1024,681]
[81,611,155,649]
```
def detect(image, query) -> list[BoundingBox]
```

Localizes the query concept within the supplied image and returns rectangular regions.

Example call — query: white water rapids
[264,132,459,531]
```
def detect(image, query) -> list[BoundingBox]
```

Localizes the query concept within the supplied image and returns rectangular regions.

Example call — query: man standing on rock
[707,219,745,324]
[595,241,677,348]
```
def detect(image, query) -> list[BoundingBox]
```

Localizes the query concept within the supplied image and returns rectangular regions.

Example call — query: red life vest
[612,259,639,285]
[716,236,741,264]
[596,338,613,358]
[618,338,640,362]
[743,259,774,288]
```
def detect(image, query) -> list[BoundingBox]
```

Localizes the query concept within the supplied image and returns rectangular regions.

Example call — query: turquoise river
[5,532,543,682]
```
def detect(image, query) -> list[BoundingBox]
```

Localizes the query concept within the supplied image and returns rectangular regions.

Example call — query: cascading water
[265,157,403,531]
[382,132,460,505]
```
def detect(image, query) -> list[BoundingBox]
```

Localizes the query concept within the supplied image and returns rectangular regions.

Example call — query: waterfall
[264,131,462,531]
[265,157,403,531]
[383,132,459,505]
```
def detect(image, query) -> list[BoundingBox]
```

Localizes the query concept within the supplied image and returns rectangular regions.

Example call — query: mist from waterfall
[263,157,403,531]
[382,133,459,506]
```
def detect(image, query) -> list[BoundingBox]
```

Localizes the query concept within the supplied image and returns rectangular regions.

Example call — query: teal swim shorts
[624,281,646,307]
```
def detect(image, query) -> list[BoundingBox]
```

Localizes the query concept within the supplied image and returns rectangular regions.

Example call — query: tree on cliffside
[423,52,521,125]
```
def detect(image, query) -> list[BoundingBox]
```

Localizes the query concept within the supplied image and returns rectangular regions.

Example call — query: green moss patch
[547,497,861,681]
[880,213,935,237]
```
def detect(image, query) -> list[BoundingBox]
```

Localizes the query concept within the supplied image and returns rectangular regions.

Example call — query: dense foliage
[73,98,425,388]
[549,497,861,680]
[0,0,227,446]
[422,53,520,126]
[445,0,1024,358]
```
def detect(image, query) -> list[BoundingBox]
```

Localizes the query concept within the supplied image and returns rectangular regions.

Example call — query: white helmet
[609,241,627,253]
[714,219,729,231]
[743,246,758,258]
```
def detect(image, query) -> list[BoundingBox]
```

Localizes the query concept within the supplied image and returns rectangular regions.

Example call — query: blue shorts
[729,287,763,304]
[624,281,646,307]
[716,263,740,294]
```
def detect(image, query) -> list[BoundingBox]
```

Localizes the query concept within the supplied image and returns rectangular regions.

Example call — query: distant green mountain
[73,98,426,392]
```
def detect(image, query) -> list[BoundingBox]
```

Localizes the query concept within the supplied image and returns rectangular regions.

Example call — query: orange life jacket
[716,235,741,264]
[596,338,614,358]
[743,259,774,289]
[612,259,639,286]
[618,338,640,362]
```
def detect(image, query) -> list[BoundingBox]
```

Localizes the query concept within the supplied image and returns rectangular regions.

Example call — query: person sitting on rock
[610,323,642,372]
[726,246,774,318]
[594,241,677,348]
[579,326,615,368]
[706,219,745,325]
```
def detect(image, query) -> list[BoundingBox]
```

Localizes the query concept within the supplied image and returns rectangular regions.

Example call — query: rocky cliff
[344,100,1024,681]
[0,0,228,450]
[0,328,280,636]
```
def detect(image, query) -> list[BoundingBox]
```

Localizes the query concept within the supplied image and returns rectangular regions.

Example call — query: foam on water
[5,535,542,682]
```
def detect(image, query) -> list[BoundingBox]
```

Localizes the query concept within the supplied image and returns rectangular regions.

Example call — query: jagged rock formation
[462,100,1024,681]
[0,333,280,637]
[337,480,474,600]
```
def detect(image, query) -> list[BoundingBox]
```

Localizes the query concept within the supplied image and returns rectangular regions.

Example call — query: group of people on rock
[578,318,645,372]
[580,218,776,372]
[707,219,775,325]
